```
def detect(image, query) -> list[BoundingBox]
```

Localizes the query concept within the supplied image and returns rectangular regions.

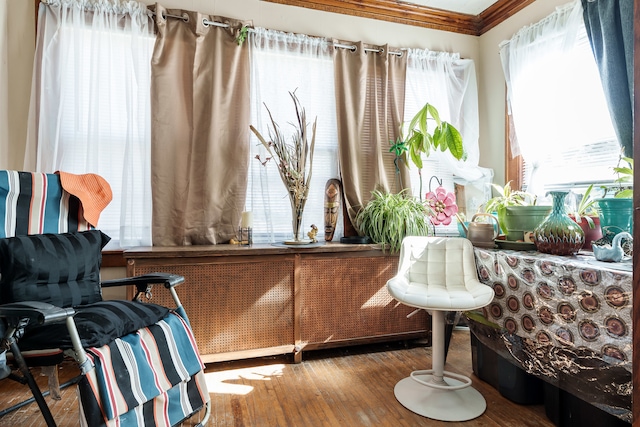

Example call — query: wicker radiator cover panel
[132,261,294,356]
[299,256,427,344]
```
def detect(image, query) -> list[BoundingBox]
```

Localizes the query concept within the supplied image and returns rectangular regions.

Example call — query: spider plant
[481,181,536,234]
[355,189,434,253]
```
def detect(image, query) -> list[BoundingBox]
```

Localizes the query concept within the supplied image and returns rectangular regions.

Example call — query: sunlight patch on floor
[204,364,285,395]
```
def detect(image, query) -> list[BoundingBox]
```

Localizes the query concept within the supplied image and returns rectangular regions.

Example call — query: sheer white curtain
[405,49,483,183]
[499,0,618,196]
[404,49,490,230]
[248,28,342,243]
[25,0,154,247]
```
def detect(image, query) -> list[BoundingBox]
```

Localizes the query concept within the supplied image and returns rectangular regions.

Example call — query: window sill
[102,250,126,268]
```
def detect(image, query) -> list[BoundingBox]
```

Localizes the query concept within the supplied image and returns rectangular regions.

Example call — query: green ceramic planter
[502,205,552,242]
[595,198,633,236]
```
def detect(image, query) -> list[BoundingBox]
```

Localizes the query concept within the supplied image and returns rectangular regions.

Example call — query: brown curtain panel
[333,42,408,234]
[150,5,251,245]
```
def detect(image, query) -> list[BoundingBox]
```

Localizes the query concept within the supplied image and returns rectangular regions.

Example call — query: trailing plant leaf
[235,26,249,45]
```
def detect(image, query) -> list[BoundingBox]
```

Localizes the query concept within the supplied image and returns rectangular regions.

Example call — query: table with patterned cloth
[470,247,632,423]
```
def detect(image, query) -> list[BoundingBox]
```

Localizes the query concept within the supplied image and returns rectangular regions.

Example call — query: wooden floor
[0,329,554,426]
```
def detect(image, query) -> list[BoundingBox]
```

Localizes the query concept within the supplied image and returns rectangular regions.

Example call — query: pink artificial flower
[425,186,458,226]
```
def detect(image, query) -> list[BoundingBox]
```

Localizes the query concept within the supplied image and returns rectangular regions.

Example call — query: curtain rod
[40,0,401,57]
[157,11,403,56]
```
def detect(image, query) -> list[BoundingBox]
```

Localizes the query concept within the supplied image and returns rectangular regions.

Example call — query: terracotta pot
[569,214,602,251]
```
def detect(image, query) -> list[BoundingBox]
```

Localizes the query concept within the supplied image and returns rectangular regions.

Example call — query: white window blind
[248,30,342,243]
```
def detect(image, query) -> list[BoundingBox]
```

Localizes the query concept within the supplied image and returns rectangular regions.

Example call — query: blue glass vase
[533,191,585,255]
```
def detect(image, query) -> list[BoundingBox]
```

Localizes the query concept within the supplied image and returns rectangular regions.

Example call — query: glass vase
[533,191,585,255]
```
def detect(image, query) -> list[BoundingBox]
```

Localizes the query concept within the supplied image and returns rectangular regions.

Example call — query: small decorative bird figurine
[592,231,632,262]
[307,224,318,243]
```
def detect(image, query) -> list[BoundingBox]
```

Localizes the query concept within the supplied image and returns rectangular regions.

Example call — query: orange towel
[55,171,113,227]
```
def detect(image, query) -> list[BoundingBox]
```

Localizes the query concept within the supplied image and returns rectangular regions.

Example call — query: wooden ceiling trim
[262,0,480,35]
[262,0,533,36]
[478,0,536,35]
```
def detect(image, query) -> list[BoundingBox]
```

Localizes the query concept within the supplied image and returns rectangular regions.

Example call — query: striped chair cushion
[0,230,109,307]
[0,170,91,238]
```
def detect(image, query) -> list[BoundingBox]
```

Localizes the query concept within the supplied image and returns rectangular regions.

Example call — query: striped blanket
[78,312,210,427]
[0,170,91,238]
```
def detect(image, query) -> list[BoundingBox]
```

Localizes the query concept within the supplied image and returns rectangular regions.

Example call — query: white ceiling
[405,0,500,15]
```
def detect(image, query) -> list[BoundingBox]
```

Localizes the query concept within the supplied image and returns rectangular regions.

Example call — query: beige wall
[2,0,567,198]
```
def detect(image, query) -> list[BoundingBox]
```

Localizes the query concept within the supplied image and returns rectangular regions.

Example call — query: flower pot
[595,198,633,236]
[502,205,551,242]
[569,214,602,251]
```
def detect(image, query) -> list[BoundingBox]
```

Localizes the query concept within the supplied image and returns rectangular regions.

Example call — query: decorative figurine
[324,179,341,241]
[307,224,319,243]
[592,231,632,262]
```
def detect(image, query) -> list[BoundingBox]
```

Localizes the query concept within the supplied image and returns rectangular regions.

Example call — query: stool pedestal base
[394,374,486,421]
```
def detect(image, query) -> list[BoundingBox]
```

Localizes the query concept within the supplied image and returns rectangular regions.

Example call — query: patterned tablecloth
[471,247,632,422]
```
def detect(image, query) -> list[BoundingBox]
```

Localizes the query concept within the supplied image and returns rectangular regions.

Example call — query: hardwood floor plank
[0,330,555,427]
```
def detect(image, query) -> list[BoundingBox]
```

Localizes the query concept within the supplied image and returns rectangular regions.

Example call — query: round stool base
[394,375,486,421]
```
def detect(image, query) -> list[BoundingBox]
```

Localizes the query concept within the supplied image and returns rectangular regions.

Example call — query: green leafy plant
[355,189,434,253]
[612,155,633,198]
[235,26,249,45]
[482,181,536,214]
[481,181,536,234]
[402,103,466,168]
[390,103,466,196]
[569,184,598,229]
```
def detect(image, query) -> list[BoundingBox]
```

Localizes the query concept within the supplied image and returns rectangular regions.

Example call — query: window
[248,30,342,243]
[30,4,154,248]
[501,2,623,201]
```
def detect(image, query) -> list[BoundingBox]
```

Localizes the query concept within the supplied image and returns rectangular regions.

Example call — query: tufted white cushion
[387,236,494,311]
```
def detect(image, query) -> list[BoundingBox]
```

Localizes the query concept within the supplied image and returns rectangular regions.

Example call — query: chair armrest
[0,301,75,326]
[101,273,185,292]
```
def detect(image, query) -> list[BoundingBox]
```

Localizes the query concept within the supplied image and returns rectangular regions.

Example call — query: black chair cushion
[19,300,170,350]
[0,230,109,307]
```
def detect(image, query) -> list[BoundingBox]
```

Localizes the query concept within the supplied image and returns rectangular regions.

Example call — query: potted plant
[355,189,434,253]
[568,184,602,250]
[481,181,548,242]
[357,103,465,252]
[390,102,466,196]
[594,155,633,236]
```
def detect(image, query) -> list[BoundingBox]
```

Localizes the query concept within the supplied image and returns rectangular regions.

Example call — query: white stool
[387,236,495,422]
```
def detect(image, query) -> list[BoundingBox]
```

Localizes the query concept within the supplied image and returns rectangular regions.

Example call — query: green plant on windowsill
[390,103,466,196]
[481,181,537,234]
[611,155,633,198]
[355,189,434,253]
[569,184,599,229]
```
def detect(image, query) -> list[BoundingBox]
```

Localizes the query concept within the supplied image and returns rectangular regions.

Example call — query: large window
[32,7,480,246]
[29,3,154,248]
[501,1,622,202]
[248,29,342,243]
